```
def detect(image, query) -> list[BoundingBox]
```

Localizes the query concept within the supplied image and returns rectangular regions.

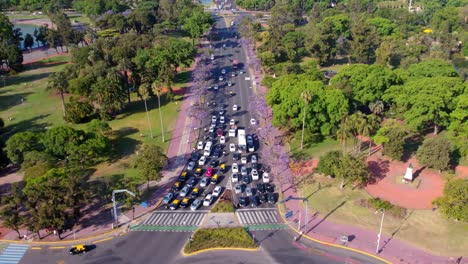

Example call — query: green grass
[296,175,468,256]
[289,137,349,160]
[183,227,257,254]
[211,201,235,213]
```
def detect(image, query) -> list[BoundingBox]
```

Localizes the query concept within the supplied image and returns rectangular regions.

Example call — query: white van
[229,129,236,137]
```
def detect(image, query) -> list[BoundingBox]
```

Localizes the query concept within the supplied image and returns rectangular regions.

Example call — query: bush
[417,136,451,171]
[369,197,393,210]
[433,179,468,222]
[65,97,94,124]
[359,198,407,219]
[184,227,257,254]
[315,151,342,177]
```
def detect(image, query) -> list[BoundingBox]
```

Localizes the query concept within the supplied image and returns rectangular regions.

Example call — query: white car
[220,136,226,144]
[251,169,259,181]
[232,105,238,111]
[214,84,219,90]
[180,186,190,197]
[231,72,235,77]
[203,194,214,206]
[220,116,225,124]
[203,149,211,157]
[240,70,244,74]
[209,126,215,133]
[221,69,226,74]
[227,81,232,86]
[234,183,242,194]
[232,173,239,183]
[230,119,235,126]
[229,143,236,152]
[212,186,222,197]
[232,163,239,173]
[212,116,217,123]
[250,118,256,125]
[191,199,202,211]
[241,156,247,164]
[198,156,207,166]
[240,166,247,176]
[251,154,257,164]
[200,177,209,187]
[262,172,270,183]
[197,141,204,150]
[219,76,223,81]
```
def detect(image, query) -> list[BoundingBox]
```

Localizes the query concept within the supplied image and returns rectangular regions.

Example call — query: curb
[181,246,259,256]
[277,205,392,264]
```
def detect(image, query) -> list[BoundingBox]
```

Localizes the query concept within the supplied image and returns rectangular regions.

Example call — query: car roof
[182,198,190,202]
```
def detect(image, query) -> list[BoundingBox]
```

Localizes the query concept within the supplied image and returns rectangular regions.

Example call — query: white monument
[403,163,414,182]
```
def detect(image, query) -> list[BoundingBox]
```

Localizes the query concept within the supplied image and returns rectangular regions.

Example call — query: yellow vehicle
[194,168,202,177]
[178,171,188,182]
[181,197,191,208]
[220,163,226,173]
[211,174,219,184]
[69,244,90,255]
[191,187,201,198]
[172,181,182,191]
[170,199,180,210]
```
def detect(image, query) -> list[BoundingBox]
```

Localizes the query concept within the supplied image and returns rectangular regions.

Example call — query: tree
[152,80,166,142]
[433,179,468,222]
[64,97,93,124]
[138,83,154,138]
[350,18,378,63]
[373,120,408,161]
[407,59,459,78]
[41,126,85,158]
[23,33,34,52]
[86,119,112,137]
[5,132,42,164]
[0,183,23,238]
[133,144,167,190]
[369,100,384,116]
[315,151,343,177]
[90,74,127,120]
[47,71,69,117]
[336,118,353,154]
[300,90,312,149]
[447,94,468,159]
[417,136,451,171]
[183,8,214,44]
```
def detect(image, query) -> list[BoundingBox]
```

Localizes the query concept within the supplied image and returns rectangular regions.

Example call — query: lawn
[289,137,351,160]
[211,201,235,213]
[296,175,468,256]
[183,227,257,254]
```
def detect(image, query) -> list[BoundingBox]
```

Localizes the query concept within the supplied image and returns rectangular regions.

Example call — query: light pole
[112,189,136,226]
[279,196,309,233]
[375,208,385,254]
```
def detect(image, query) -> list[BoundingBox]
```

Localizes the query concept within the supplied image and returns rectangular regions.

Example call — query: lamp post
[279,196,309,233]
[375,208,385,254]
[112,189,136,226]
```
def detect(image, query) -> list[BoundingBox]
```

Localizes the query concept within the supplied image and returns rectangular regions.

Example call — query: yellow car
[181,198,191,208]
[191,187,201,198]
[69,244,90,255]
[220,163,226,173]
[172,181,182,191]
[178,172,188,182]
[211,174,219,185]
[170,199,180,210]
[194,168,202,177]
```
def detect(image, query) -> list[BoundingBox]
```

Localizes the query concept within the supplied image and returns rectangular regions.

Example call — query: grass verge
[183,227,257,254]
[211,201,234,213]
[296,175,468,256]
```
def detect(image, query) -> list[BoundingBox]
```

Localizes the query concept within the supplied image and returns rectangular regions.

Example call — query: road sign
[141,201,148,208]
[285,210,293,219]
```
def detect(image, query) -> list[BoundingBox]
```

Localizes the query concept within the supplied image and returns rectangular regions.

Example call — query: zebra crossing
[236,209,279,225]
[0,244,29,264]
[142,211,207,226]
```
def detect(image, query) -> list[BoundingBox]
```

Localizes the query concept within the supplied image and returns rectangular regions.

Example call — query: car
[219,109,225,115]
[220,116,225,124]
[197,141,204,150]
[213,149,221,158]
[231,173,239,183]
[245,186,253,196]
[262,172,270,183]
[217,128,223,137]
[239,196,249,207]
[259,193,268,203]
[210,54,215,60]
[265,183,274,193]
[257,183,265,193]
[219,76,223,81]
[232,163,239,173]
[246,135,254,145]
[227,81,232,86]
[180,198,191,208]
[211,174,219,184]
[234,183,242,194]
[205,167,214,177]
[251,169,259,181]
[187,177,196,187]
[200,177,209,187]
[191,198,202,211]
[251,154,257,164]
[172,181,182,192]
[194,167,203,177]
[229,143,237,152]
[248,144,255,152]
[240,166,247,176]
[203,194,214,206]
[209,126,215,133]
[211,115,217,123]
[242,174,250,184]
[232,105,238,111]
[230,119,235,126]
[220,163,226,173]
[210,159,219,167]
[250,118,256,125]
[187,161,196,171]
[220,136,226,144]
[268,193,276,204]
[178,171,188,182]
[69,245,90,255]
[231,72,236,77]
[252,163,259,170]
[221,69,226,74]
[198,155,207,166]
[180,186,190,197]
[213,186,222,197]
[170,199,180,210]
[240,70,244,74]
[191,187,201,198]
[191,152,200,161]
[250,196,260,207]
[162,193,174,204]
[241,156,247,164]
[203,149,211,157]
[233,153,240,160]
[214,84,219,90]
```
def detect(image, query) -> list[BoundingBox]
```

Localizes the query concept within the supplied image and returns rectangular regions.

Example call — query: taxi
[172,181,182,191]
[191,187,201,198]
[178,171,188,182]
[170,199,180,210]
[210,174,219,185]
[219,163,226,173]
[194,168,202,177]
[69,244,90,255]
[180,197,191,208]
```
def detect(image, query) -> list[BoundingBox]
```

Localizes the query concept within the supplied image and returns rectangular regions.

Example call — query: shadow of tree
[367,159,390,185]
[0,114,51,140]
[0,92,33,112]
[28,61,68,71]
[307,201,346,232]
[5,72,52,86]
[109,127,140,162]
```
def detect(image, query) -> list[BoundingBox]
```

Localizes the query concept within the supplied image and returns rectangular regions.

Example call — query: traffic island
[182,227,257,255]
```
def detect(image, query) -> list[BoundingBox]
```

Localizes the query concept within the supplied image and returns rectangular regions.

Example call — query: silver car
[245,187,253,196]
[180,186,190,197]
[200,177,209,187]
[234,183,242,194]
[190,199,202,211]
[241,166,247,176]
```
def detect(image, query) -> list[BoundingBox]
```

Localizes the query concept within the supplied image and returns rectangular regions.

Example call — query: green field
[183,227,257,254]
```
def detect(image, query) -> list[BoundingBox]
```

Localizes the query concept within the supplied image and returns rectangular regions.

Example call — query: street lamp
[112,189,136,227]
[279,196,309,233]
[375,208,385,254]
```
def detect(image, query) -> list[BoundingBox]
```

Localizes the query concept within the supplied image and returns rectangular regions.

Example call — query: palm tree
[369,100,384,116]
[47,71,68,117]
[300,90,312,149]
[139,83,154,138]
[151,80,165,142]
[336,116,352,154]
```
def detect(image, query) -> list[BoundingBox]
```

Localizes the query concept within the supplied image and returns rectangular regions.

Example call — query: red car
[205,167,214,177]
[217,129,223,137]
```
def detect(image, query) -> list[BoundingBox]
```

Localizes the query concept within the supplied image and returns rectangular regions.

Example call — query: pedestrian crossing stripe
[131,225,197,232]
[142,212,207,226]
[236,209,279,225]
[0,244,29,264]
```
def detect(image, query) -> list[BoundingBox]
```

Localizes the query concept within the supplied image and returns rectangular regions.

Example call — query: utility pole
[112,189,136,226]
[279,196,309,234]
[375,209,385,254]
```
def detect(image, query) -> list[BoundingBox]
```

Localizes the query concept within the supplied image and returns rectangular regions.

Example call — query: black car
[268,193,276,204]
[233,153,240,160]
[246,135,254,145]
[259,193,267,203]
[251,163,259,170]
[250,196,260,207]
[265,183,274,193]
[256,183,265,193]
[210,159,219,167]
[213,150,221,158]
[190,152,200,161]
[242,174,250,184]
[239,196,249,207]
[187,177,197,187]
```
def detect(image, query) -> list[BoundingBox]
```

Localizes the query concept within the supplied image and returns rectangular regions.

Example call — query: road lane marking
[49,246,65,249]
[93,237,113,244]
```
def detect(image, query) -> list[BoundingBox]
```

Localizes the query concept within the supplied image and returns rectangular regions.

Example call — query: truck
[238,129,246,151]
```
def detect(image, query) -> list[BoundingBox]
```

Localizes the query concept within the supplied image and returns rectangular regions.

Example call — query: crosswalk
[0,244,29,264]
[142,211,207,226]
[236,209,279,225]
